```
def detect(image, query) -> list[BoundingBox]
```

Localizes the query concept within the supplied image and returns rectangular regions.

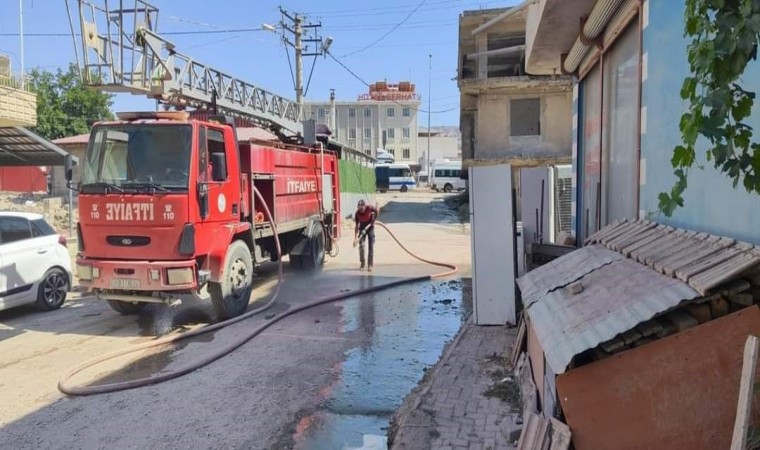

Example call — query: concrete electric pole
[279,8,326,107]
[19,0,24,88]
[427,54,432,186]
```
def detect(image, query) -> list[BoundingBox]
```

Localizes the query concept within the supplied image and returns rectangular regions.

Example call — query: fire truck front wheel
[209,240,254,319]
[107,299,148,315]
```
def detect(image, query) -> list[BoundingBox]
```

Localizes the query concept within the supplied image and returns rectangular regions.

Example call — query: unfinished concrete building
[458,7,573,169]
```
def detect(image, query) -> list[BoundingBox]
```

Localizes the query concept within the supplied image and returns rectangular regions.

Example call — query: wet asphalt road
[0,192,471,449]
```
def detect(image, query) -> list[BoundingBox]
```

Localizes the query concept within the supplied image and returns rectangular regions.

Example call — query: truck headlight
[167,268,193,285]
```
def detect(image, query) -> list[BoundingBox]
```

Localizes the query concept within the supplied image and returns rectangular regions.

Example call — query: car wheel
[400,185,408,193]
[444,183,453,193]
[36,268,69,311]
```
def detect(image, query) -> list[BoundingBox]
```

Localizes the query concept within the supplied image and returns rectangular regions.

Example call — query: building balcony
[0,75,37,127]
[525,0,604,75]
[458,5,574,93]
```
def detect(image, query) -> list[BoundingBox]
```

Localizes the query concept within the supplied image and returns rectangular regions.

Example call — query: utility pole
[427,54,432,186]
[279,8,325,106]
[19,0,24,88]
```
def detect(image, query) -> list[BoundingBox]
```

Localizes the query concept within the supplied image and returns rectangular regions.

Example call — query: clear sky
[0,0,516,128]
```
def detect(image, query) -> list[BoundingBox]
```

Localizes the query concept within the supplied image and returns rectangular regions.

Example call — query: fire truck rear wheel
[302,224,326,270]
[209,240,254,319]
[107,300,148,315]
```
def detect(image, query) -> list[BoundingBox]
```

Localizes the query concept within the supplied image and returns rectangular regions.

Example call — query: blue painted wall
[641,0,760,243]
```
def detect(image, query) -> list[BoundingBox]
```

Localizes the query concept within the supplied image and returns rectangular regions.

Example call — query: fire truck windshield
[81,124,193,193]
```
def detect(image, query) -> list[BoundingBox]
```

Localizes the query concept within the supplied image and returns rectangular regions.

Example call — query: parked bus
[375,163,416,193]
[431,161,465,193]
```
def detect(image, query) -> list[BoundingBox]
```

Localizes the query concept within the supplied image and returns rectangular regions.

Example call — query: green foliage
[28,64,113,141]
[660,0,760,216]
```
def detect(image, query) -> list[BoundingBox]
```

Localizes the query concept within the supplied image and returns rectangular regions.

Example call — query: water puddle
[294,279,467,449]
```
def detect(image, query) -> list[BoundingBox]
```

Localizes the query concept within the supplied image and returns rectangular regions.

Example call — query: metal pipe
[635,1,643,215]
[563,39,589,75]
[585,0,626,38]
[329,88,336,131]
[471,0,534,36]
[563,0,627,73]
[466,45,526,60]
[68,185,73,239]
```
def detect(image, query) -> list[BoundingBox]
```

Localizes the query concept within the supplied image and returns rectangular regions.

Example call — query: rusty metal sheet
[689,249,760,295]
[556,307,760,450]
[526,258,699,374]
[517,245,621,309]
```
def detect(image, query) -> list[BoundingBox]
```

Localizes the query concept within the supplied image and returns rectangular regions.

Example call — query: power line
[305,0,501,16]
[340,0,428,58]
[326,51,457,115]
[0,28,274,37]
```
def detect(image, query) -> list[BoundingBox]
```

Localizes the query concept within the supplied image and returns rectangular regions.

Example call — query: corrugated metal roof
[519,220,760,375]
[0,127,78,166]
[518,244,622,309]
[525,254,700,374]
[586,219,760,295]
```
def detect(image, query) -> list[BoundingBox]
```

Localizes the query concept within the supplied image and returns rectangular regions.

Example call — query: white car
[0,212,72,312]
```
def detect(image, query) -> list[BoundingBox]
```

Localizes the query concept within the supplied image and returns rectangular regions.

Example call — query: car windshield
[81,124,192,193]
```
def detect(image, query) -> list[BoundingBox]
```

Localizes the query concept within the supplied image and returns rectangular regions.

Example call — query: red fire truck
[65,1,341,318]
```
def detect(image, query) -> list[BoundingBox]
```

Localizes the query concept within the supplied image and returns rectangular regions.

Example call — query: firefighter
[354,199,378,271]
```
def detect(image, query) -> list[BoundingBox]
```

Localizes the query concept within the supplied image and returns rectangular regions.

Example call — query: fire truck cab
[68,111,340,318]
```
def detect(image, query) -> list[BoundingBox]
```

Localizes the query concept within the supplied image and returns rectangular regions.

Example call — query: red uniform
[354,204,377,269]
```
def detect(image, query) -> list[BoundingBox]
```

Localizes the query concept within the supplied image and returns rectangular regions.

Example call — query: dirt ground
[0,191,471,449]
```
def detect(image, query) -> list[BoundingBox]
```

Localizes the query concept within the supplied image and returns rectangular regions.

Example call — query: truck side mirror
[64,154,73,182]
[211,152,227,181]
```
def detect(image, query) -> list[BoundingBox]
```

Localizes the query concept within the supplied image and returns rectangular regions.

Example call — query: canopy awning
[0,127,78,167]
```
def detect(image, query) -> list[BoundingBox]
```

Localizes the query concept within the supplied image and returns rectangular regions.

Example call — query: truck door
[201,126,238,224]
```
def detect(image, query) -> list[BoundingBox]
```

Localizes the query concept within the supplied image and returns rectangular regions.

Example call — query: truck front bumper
[76,258,198,292]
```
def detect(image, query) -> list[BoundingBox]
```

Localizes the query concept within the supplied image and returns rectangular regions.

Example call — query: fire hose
[58,187,457,396]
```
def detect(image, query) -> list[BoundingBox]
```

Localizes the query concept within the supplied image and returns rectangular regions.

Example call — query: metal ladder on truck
[65,0,304,140]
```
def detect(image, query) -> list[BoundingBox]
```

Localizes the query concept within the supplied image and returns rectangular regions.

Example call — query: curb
[389,317,474,448]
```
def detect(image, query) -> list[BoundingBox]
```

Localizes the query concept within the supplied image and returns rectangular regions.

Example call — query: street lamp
[261,23,277,32]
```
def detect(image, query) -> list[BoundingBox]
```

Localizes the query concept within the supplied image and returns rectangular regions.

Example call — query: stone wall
[0,193,77,236]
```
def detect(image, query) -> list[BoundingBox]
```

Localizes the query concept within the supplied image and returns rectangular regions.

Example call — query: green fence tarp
[339,159,375,193]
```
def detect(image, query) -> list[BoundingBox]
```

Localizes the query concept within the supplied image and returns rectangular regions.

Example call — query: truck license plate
[111,278,141,289]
